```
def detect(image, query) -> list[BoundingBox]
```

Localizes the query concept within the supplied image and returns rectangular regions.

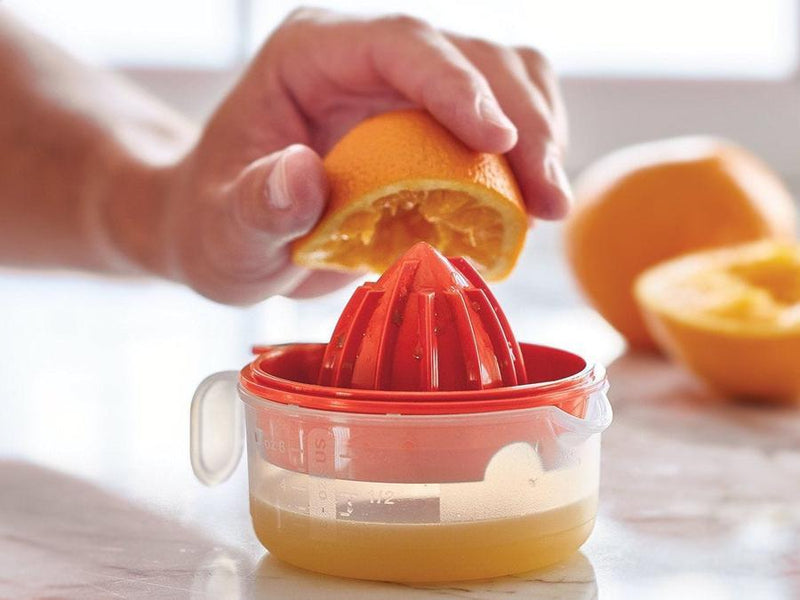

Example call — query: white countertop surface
[2,268,799,599]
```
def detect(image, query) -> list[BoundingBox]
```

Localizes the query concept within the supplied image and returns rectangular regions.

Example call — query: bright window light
[251,0,799,79]
[4,0,798,77]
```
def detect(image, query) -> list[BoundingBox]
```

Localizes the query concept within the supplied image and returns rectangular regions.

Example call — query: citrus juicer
[191,242,612,582]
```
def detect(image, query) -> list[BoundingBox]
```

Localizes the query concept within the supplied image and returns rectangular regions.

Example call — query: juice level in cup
[250,495,597,582]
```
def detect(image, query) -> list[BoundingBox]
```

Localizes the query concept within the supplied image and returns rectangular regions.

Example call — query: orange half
[292,109,528,281]
[635,241,800,400]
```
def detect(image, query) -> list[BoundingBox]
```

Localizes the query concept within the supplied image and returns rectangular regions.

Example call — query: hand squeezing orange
[292,109,528,281]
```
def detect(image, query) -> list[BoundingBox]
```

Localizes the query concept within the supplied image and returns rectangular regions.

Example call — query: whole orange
[564,137,796,349]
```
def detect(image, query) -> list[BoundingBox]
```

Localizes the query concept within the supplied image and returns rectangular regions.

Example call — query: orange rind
[293,109,528,281]
[635,241,800,400]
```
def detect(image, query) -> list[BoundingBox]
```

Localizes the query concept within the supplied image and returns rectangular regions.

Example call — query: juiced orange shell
[292,109,528,281]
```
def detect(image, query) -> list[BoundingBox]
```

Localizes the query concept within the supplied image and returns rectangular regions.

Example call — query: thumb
[231,143,328,245]
[182,144,328,305]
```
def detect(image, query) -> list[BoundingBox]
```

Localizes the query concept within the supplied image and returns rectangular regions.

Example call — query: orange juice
[250,495,597,582]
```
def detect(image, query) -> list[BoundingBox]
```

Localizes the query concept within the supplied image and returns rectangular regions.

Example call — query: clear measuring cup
[191,342,612,583]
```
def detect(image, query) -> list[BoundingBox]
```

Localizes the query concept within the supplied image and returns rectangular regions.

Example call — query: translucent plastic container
[191,342,611,582]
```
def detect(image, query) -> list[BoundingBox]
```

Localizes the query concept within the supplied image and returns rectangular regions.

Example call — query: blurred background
[2,0,799,497]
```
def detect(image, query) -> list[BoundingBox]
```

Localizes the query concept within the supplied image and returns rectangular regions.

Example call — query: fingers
[368,16,517,153]
[449,36,572,220]
[185,144,328,304]
[270,10,517,154]
[270,9,570,219]
[514,46,569,149]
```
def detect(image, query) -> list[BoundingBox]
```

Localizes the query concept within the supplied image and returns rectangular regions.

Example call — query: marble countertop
[1,274,799,599]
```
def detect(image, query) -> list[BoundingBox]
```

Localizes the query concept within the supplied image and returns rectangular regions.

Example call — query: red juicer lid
[242,342,603,416]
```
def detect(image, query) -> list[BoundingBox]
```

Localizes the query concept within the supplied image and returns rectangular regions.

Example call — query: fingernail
[544,151,573,205]
[476,94,516,134]
[266,147,299,211]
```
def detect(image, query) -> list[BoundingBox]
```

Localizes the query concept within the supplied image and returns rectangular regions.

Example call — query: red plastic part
[239,242,605,483]
[244,343,596,416]
[241,342,604,483]
[316,242,527,392]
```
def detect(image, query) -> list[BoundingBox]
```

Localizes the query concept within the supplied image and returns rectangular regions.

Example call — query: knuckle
[267,6,336,57]
[231,162,278,234]
[463,36,507,59]
[516,46,553,75]
[273,6,328,43]
[379,13,432,36]
[268,7,314,48]
[428,67,477,95]
[281,6,324,26]
[420,69,484,117]
[231,178,262,231]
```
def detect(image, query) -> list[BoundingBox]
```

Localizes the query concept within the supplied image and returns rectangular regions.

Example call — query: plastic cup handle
[190,371,243,486]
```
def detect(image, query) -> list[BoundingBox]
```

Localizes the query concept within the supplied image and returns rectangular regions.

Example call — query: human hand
[133,8,569,304]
